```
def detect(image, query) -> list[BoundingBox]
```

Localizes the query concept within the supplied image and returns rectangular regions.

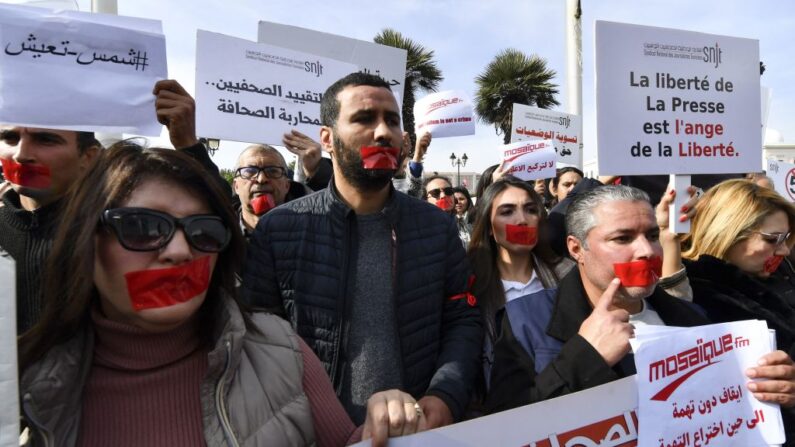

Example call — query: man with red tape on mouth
[485,185,795,417]
[0,127,100,333]
[242,72,481,431]
[231,143,312,240]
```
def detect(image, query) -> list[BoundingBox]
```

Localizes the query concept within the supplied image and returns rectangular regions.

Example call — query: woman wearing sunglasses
[683,179,795,354]
[423,175,472,246]
[18,143,422,447]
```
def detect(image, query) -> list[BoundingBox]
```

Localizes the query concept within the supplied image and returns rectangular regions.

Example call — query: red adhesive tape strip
[764,255,784,274]
[0,158,51,189]
[505,224,538,246]
[251,193,276,215]
[613,257,663,287]
[124,256,211,311]
[435,196,454,211]
[360,146,399,170]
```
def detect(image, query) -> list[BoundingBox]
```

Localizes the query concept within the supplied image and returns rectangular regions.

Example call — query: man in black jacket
[487,185,795,416]
[0,127,99,333]
[242,72,482,428]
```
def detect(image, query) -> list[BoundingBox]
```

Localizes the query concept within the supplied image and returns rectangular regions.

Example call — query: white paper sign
[0,3,167,135]
[501,140,556,181]
[510,103,582,168]
[0,256,18,447]
[595,21,761,175]
[257,21,407,104]
[631,320,784,446]
[195,30,357,145]
[352,376,639,447]
[766,158,795,203]
[413,90,475,138]
[761,86,772,146]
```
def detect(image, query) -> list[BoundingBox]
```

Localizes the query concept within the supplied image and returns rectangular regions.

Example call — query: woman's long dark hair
[452,186,475,223]
[19,142,246,371]
[467,176,559,340]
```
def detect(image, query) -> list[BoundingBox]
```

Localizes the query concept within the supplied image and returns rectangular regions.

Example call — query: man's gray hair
[565,185,651,246]
[234,144,287,171]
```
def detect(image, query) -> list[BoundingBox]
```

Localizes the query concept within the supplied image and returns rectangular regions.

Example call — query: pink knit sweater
[77,311,361,446]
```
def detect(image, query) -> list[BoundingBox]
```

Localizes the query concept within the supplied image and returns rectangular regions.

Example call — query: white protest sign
[761,86,772,146]
[510,103,582,168]
[0,256,18,447]
[631,320,784,446]
[596,21,761,175]
[413,90,475,138]
[257,21,407,104]
[501,140,556,181]
[0,3,167,135]
[766,158,795,203]
[195,30,357,145]
[352,376,639,447]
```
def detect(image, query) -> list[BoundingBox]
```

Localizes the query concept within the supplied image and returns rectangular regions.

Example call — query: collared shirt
[502,269,544,302]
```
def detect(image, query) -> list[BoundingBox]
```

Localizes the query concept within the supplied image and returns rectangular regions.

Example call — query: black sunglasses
[427,186,454,199]
[101,207,231,253]
[235,165,287,180]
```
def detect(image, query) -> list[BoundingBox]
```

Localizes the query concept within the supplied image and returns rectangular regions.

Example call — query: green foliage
[374,28,443,155]
[220,168,235,185]
[475,49,559,144]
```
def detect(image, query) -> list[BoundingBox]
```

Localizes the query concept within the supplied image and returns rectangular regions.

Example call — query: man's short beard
[334,134,399,192]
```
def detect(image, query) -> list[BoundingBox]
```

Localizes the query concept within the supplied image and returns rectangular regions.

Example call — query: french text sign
[595,21,761,175]
[510,103,582,168]
[414,90,475,138]
[0,3,167,135]
[257,21,407,105]
[195,30,357,145]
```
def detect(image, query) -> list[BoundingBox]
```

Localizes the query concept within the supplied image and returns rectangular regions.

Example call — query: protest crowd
[1,4,795,447]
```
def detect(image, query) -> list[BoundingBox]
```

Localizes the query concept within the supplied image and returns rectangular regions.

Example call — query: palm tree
[374,29,442,154]
[475,49,559,144]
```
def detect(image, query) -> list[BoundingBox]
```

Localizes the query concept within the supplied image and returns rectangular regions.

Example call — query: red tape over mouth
[435,196,454,210]
[613,257,663,287]
[360,146,400,170]
[764,255,785,274]
[251,193,275,215]
[124,256,211,311]
[505,224,538,246]
[0,158,51,189]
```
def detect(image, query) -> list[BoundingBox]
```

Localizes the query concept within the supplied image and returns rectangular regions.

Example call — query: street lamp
[450,152,468,186]
[200,138,221,156]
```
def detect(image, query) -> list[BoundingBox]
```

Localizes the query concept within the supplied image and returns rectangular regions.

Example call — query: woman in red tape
[683,179,795,357]
[466,176,575,402]
[423,174,472,247]
[18,142,423,447]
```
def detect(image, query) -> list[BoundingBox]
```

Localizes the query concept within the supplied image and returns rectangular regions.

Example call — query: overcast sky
[16,0,795,174]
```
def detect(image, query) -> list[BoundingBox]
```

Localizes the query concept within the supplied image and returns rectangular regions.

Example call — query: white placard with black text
[195,30,357,145]
[510,103,582,168]
[0,3,167,135]
[596,21,761,175]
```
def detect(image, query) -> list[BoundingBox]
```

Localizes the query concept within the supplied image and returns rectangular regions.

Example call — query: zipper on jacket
[331,212,354,393]
[390,226,406,387]
[215,339,240,447]
[22,392,52,447]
